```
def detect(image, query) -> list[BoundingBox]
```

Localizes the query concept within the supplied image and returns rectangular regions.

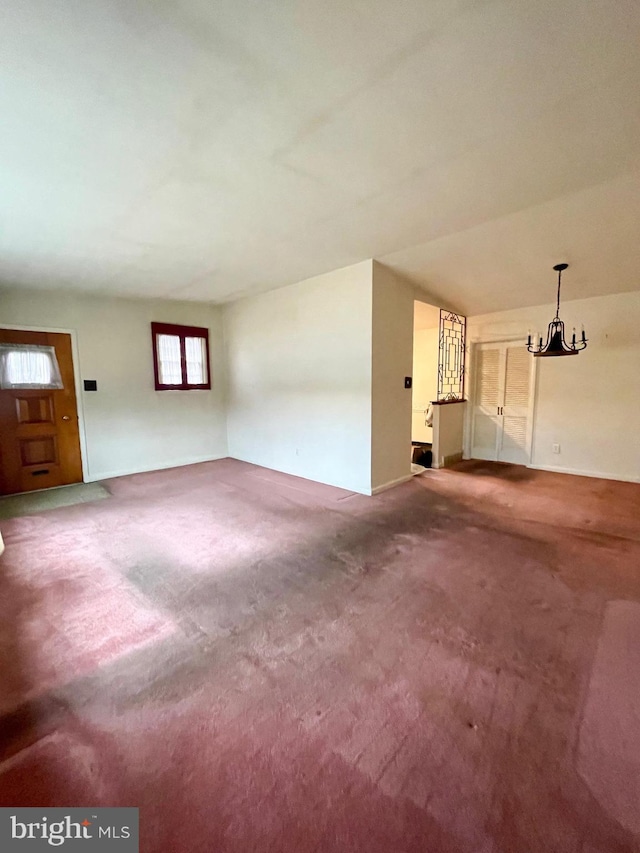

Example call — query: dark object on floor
[412,443,432,468]
[416,450,432,468]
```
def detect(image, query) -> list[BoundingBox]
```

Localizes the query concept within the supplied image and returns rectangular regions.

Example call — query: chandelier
[527,263,587,357]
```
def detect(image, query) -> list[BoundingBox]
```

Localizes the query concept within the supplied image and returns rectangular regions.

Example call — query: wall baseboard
[462,456,639,485]
[528,463,640,484]
[85,454,228,482]
[433,452,464,470]
[370,473,413,495]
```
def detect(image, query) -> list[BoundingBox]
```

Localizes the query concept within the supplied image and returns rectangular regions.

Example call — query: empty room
[1,2,639,852]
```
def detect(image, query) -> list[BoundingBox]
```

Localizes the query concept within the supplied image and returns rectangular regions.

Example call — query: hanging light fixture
[527,263,587,357]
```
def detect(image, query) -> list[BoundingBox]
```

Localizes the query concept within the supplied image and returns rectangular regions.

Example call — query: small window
[0,344,64,390]
[151,322,211,391]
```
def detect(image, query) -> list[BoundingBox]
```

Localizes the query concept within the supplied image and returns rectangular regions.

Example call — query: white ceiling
[2,0,640,314]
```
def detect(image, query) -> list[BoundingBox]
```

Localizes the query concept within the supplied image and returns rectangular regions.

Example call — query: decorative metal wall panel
[437,310,467,401]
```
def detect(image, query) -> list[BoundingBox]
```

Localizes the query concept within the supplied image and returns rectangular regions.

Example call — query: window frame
[151,322,211,391]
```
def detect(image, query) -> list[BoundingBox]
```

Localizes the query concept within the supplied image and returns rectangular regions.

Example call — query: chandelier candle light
[527,263,587,357]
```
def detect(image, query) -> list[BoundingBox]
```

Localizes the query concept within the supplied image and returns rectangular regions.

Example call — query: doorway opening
[411,301,440,469]
[0,329,84,496]
[411,302,468,471]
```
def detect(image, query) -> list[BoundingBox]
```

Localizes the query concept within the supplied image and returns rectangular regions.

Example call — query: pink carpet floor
[1,458,639,853]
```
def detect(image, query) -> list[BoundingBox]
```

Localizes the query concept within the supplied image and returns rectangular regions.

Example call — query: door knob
[61,415,71,421]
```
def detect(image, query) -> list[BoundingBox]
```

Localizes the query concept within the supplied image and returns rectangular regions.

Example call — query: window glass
[156,334,182,385]
[0,344,64,390]
[185,336,207,385]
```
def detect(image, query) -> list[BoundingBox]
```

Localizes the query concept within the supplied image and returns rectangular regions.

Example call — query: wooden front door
[0,329,83,495]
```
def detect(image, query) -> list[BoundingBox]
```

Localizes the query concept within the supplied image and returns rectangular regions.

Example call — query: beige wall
[371,262,414,492]
[467,290,640,482]
[432,402,466,468]
[225,260,417,495]
[412,327,438,443]
[0,287,228,480]
[224,261,374,494]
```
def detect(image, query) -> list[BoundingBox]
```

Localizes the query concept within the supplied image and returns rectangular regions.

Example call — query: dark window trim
[151,321,211,391]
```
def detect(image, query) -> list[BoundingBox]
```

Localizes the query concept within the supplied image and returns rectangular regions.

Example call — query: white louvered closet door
[499,345,531,463]
[471,342,534,465]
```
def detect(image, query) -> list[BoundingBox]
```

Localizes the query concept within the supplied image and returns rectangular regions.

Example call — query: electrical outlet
[552,443,560,454]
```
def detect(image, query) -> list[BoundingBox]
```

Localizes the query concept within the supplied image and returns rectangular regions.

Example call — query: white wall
[432,402,466,468]
[224,261,374,494]
[0,287,228,480]
[224,260,416,495]
[371,263,414,492]
[467,290,640,482]
[412,327,438,443]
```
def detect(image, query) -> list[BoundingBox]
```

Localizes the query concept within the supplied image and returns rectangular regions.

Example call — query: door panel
[500,414,529,463]
[0,329,83,495]
[471,346,501,459]
[16,395,54,424]
[499,345,531,465]
[476,347,500,407]
[503,346,530,408]
[472,412,501,460]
